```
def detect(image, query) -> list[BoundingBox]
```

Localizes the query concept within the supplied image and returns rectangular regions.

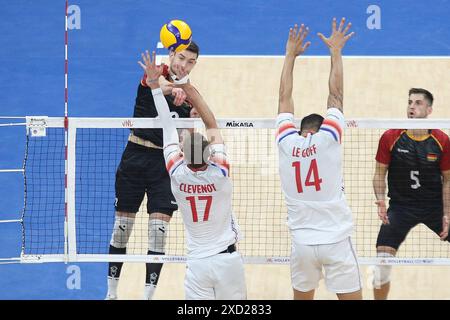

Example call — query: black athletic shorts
[115,141,177,215]
[376,204,449,250]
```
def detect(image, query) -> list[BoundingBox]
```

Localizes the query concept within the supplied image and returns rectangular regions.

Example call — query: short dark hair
[409,88,433,106]
[182,132,209,168]
[185,40,199,57]
[300,113,324,133]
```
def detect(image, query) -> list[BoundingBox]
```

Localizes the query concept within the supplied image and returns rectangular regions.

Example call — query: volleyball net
[10,116,450,265]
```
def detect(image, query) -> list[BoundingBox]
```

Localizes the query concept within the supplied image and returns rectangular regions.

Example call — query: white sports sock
[106,277,119,299]
[143,284,157,300]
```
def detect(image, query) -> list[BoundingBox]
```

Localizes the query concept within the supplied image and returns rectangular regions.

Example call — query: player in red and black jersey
[106,42,200,300]
[372,88,450,300]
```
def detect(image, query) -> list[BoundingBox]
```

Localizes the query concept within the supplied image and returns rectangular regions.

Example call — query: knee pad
[110,216,135,248]
[372,252,393,288]
[148,219,169,253]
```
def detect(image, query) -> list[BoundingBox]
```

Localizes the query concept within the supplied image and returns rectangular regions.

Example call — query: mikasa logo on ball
[226,121,254,128]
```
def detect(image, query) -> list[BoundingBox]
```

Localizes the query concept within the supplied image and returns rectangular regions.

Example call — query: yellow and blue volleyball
[160,20,192,52]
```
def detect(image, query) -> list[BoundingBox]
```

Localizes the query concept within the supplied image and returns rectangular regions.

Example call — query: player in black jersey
[105,42,200,300]
[372,88,450,300]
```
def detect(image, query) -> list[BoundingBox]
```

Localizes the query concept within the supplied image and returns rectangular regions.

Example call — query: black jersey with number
[375,129,450,208]
[131,64,192,147]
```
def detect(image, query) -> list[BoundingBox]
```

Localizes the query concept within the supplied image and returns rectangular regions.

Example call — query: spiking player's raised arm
[174,64,224,146]
[138,50,179,148]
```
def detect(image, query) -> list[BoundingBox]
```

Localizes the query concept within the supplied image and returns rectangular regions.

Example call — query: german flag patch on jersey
[427,153,438,162]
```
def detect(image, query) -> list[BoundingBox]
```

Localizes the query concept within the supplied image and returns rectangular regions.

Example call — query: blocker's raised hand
[285,23,311,57]
[318,17,354,52]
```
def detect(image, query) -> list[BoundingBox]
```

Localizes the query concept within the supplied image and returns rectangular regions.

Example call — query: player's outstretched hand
[375,200,389,225]
[440,215,449,240]
[318,17,354,52]
[138,50,163,88]
[285,24,311,57]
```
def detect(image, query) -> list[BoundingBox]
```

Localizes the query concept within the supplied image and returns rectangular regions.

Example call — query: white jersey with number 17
[164,143,240,259]
[276,108,353,245]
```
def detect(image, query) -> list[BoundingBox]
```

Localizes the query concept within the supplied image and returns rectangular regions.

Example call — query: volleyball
[160,20,192,53]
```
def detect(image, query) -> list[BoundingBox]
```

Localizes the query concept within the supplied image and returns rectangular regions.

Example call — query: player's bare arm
[158,77,187,106]
[138,50,180,146]
[174,68,224,145]
[318,17,354,112]
[278,24,310,114]
[440,169,450,240]
[159,76,175,95]
[171,87,187,106]
[373,161,389,224]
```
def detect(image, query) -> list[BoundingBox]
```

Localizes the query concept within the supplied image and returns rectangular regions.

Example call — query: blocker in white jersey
[165,143,239,259]
[276,20,361,300]
[276,108,353,245]
[138,49,246,300]
[165,143,246,299]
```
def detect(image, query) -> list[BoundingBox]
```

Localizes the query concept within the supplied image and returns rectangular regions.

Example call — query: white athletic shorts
[185,251,247,300]
[290,234,362,294]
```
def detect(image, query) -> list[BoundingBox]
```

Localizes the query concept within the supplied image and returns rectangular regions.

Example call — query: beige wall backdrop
[191,57,450,119]
[119,57,450,300]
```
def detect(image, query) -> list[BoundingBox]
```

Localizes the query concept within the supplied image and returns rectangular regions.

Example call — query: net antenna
[155,41,165,66]
[64,0,77,263]
[64,0,69,263]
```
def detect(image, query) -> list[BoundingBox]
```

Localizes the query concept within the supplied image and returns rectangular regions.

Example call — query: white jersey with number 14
[276,108,353,245]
